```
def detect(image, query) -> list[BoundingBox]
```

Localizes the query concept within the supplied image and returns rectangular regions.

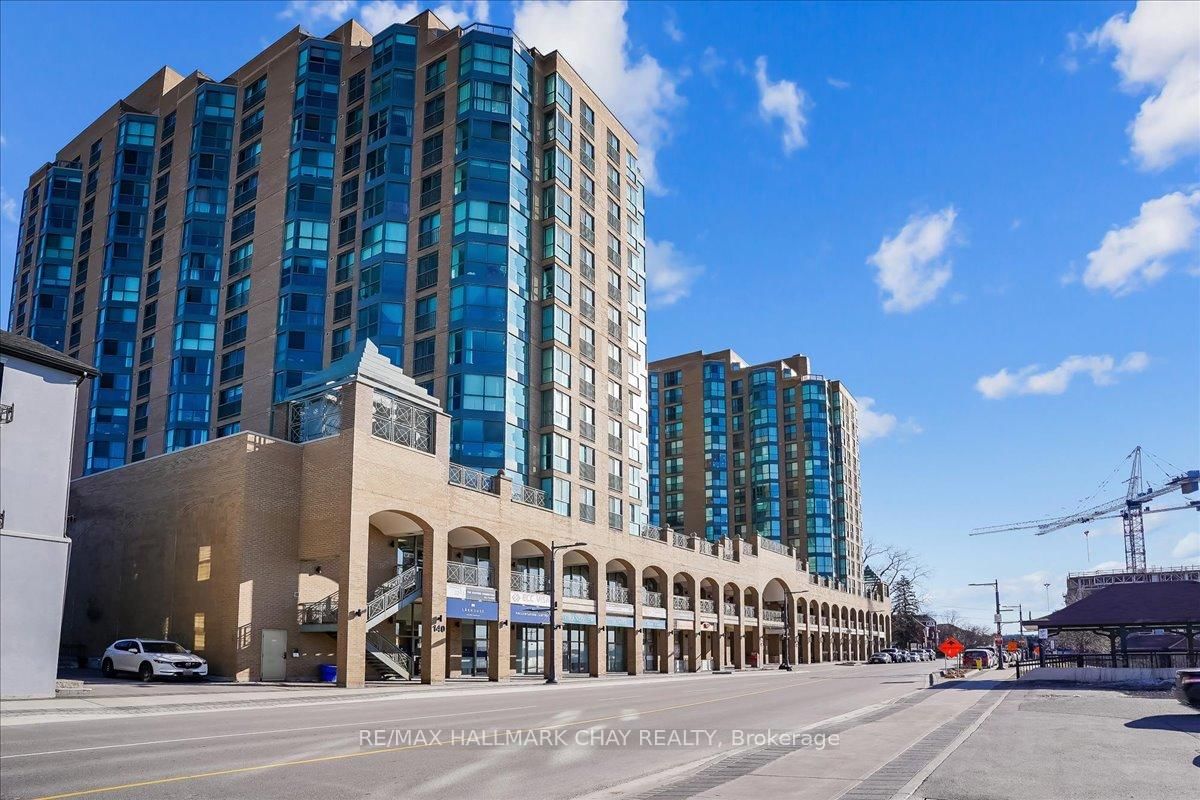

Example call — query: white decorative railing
[512,482,551,510]
[698,598,716,613]
[759,538,788,556]
[511,571,547,593]
[606,584,631,603]
[743,606,757,619]
[641,524,667,543]
[563,579,591,599]
[672,595,692,611]
[723,601,738,616]
[672,531,690,549]
[741,540,755,556]
[366,565,421,623]
[763,609,783,622]
[447,561,491,587]
[642,589,663,607]
[448,463,496,493]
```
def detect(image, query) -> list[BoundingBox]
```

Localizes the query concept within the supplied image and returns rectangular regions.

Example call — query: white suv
[101,639,208,681]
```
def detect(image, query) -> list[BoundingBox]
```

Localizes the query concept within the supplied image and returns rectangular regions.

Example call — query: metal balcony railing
[642,589,663,607]
[581,190,595,210]
[672,531,690,549]
[511,571,547,593]
[582,119,595,139]
[581,227,595,245]
[640,524,666,543]
[580,420,596,441]
[580,302,595,321]
[297,592,338,626]
[608,473,623,492]
[607,321,622,340]
[698,598,716,614]
[608,512,623,530]
[579,462,596,482]
[579,504,595,523]
[608,359,622,378]
[607,395,622,414]
[447,561,491,587]
[448,463,496,493]
[763,609,783,622]
[723,602,738,617]
[581,153,595,173]
[580,341,595,361]
[759,538,788,556]
[563,579,591,599]
[743,606,757,619]
[608,434,623,454]
[606,584,631,603]
[512,483,551,510]
[365,565,421,624]
[580,263,595,283]
[672,595,691,611]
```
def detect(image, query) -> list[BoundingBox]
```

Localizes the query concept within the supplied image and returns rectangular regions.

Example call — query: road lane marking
[32,677,823,800]
[1,705,537,760]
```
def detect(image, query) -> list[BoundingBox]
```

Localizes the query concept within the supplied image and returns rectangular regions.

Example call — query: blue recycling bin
[318,663,337,683]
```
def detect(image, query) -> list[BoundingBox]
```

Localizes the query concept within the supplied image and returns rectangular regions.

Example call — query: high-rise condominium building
[647,350,864,590]
[5,11,650,528]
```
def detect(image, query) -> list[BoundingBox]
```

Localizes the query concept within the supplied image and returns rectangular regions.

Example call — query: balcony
[607,473,623,492]
[607,213,620,230]
[698,598,716,614]
[607,359,622,378]
[640,524,667,543]
[607,395,622,414]
[579,504,595,523]
[581,190,595,210]
[762,609,784,623]
[608,512,623,530]
[581,153,595,173]
[563,579,591,600]
[580,263,595,284]
[447,561,491,587]
[580,301,595,322]
[607,144,620,162]
[512,483,551,510]
[671,595,691,611]
[580,420,596,441]
[607,284,622,303]
[448,463,496,494]
[642,589,663,608]
[580,227,595,245]
[743,606,757,619]
[579,462,596,482]
[723,602,738,617]
[672,531,690,549]
[580,341,595,361]
[607,434,622,454]
[511,571,547,593]
[605,584,631,604]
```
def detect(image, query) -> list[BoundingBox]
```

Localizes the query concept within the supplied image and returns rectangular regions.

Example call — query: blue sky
[2,1,1197,628]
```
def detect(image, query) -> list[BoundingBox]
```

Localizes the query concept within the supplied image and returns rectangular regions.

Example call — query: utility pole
[545,539,587,685]
[969,580,1005,670]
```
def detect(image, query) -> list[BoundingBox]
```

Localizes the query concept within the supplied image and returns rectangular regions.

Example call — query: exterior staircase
[296,565,422,680]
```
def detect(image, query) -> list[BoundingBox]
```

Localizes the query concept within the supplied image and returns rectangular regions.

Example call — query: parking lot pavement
[912,683,1200,800]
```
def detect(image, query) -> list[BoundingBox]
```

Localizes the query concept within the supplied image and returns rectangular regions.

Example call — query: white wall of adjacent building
[0,354,82,699]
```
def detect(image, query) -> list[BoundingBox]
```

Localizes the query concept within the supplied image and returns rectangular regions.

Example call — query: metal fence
[1014,650,1198,677]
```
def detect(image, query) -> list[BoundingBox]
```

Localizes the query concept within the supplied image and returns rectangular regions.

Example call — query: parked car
[101,639,208,681]
[1175,669,1200,708]
[879,648,903,662]
[962,648,993,668]
[868,652,893,664]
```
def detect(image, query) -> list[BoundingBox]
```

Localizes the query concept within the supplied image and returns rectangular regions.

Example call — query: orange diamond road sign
[1006,640,1019,652]
[938,637,963,658]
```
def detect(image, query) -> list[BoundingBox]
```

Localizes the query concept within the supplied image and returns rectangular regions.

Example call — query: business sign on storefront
[510,603,551,624]
[561,612,598,626]
[447,598,498,621]
[642,618,667,630]
[510,591,551,607]
[605,615,634,628]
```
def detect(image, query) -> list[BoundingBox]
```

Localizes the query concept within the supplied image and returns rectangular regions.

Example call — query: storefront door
[563,624,589,673]
[606,628,626,672]
[515,625,544,675]
[460,621,489,677]
[643,630,659,672]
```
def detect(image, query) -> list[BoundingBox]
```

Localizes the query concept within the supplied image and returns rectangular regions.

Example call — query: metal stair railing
[366,565,422,628]
[365,632,413,679]
[297,591,339,627]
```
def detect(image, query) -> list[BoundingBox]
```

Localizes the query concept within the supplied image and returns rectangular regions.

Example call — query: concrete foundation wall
[1019,666,1181,683]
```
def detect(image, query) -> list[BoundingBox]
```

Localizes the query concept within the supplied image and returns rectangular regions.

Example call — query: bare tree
[863,538,930,587]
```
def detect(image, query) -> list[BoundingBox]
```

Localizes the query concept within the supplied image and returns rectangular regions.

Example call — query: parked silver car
[101,639,208,681]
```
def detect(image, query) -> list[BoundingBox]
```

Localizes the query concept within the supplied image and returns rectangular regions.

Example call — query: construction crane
[971,447,1200,572]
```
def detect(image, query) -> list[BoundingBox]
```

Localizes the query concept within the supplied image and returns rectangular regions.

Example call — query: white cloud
[0,189,17,224]
[1171,531,1200,560]
[359,0,489,32]
[753,56,808,154]
[975,351,1150,399]
[857,397,922,443]
[699,46,725,78]
[663,8,683,43]
[278,0,356,28]
[644,238,702,307]
[1088,1,1200,170]
[514,1,681,193]
[826,77,851,90]
[867,207,957,313]
[1082,190,1200,295]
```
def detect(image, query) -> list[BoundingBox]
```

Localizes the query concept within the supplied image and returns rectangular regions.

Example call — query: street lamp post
[779,589,810,672]
[1043,582,1051,613]
[546,539,587,685]
[969,580,1005,670]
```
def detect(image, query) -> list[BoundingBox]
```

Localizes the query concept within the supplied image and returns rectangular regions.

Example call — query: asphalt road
[1,661,939,800]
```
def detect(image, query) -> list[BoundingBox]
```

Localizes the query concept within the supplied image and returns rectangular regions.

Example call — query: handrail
[297,591,338,626]
[447,561,492,587]
[511,571,547,593]
[606,584,631,603]
[672,531,690,549]
[723,601,738,616]
[448,463,497,494]
[698,598,716,613]
[672,595,691,611]
[366,565,421,623]
[512,482,551,510]
[365,632,413,677]
[642,589,663,607]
